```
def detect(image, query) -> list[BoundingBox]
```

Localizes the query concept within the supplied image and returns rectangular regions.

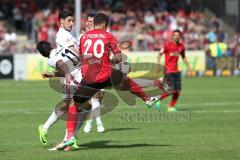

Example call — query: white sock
[86,119,93,124]
[96,116,103,125]
[42,106,65,132]
[86,99,100,123]
[91,98,100,110]
[63,129,68,142]
[90,99,103,125]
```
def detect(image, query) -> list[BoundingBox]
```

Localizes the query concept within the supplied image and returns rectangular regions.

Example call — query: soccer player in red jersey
[157,29,191,112]
[79,13,106,134]
[77,13,159,104]
[58,13,161,150]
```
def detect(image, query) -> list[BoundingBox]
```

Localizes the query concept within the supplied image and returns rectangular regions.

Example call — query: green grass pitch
[0,77,240,160]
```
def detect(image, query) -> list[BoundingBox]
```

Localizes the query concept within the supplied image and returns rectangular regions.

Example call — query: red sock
[127,78,149,102]
[170,92,180,107]
[66,104,78,139]
[160,93,170,100]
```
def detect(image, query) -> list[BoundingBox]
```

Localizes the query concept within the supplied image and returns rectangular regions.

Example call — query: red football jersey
[160,41,185,73]
[79,29,121,83]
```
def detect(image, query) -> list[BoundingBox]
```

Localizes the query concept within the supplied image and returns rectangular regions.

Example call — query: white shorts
[60,68,82,100]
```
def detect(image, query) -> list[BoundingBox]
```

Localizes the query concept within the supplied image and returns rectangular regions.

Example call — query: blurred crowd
[0,0,240,65]
[0,21,17,54]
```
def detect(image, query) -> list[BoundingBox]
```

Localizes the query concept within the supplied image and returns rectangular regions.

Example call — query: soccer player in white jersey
[38,10,82,146]
[37,40,83,149]
[56,10,79,54]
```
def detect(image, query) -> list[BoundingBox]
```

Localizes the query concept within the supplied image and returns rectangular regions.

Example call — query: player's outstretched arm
[42,71,65,78]
[53,71,65,77]
[56,60,72,82]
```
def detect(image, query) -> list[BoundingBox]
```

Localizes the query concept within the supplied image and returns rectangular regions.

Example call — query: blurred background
[0,0,240,80]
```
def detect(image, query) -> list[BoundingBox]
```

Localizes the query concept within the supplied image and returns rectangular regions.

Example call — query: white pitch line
[0,100,240,114]
[0,100,36,104]
[0,99,240,106]
[177,102,240,107]
[193,110,240,113]
[0,100,52,104]
[118,101,240,109]
[0,109,239,114]
[0,110,50,114]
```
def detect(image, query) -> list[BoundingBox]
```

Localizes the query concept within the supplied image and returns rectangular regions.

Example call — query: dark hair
[58,10,74,20]
[173,29,182,35]
[37,41,53,58]
[94,13,109,26]
[87,13,95,18]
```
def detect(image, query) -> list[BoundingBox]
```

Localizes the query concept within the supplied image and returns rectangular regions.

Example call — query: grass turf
[0,77,239,160]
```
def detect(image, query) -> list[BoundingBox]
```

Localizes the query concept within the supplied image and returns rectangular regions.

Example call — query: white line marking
[177,102,240,106]
[0,101,240,114]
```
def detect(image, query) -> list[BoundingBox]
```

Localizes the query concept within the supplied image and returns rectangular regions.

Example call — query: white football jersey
[48,47,82,100]
[48,47,80,74]
[55,28,79,52]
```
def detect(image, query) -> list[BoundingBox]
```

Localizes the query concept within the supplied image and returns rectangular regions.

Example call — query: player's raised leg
[110,69,161,108]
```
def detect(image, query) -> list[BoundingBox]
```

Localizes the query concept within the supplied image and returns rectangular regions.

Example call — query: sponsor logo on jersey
[170,52,179,56]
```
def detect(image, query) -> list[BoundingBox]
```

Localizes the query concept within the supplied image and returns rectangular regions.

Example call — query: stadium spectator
[4,28,17,43]
[208,37,228,58]
[12,5,23,31]
[144,11,156,25]
[0,0,239,55]
[206,37,228,73]
[38,24,48,41]
[206,27,217,43]
[4,27,17,54]
[0,21,17,54]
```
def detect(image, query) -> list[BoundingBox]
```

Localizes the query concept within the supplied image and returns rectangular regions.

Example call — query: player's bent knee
[60,99,71,112]
[73,95,90,104]
[78,102,92,113]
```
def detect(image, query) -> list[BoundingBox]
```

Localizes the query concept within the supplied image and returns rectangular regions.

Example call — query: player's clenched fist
[42,72,54,78]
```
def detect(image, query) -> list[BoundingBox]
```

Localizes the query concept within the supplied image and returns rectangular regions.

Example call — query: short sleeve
[108,35,121,54]
[48,55,61,68]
